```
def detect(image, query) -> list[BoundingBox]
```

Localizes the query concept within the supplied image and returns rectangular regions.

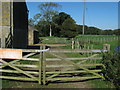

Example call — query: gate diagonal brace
[0,59,38,81]
[77,54,99,64]
[0,52,37,69]
[50,52,105,80]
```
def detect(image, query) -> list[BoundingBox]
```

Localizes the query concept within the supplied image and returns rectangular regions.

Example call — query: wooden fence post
[103,44,110,51]
[91,45,93,55]
[42,45,46,85]
[87,46,90,57]
[38,46,42,84]
[77,40,80,49]
[72,38,75,49]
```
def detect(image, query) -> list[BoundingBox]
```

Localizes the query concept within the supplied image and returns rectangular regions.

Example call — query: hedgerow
[102,52,120,89]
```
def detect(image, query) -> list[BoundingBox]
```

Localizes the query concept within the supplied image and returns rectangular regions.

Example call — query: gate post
[42,45,46,85]
[38,46,42,84]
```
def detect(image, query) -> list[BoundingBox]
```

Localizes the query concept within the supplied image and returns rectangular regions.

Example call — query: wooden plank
[46,57,102,61]
[49,49,108,53]
[50,53,105,79]
[10,64,38,68]
[42,46,46,85]
[22,48,49,53]
[47,73,60,79]
[23,53,37,58]
[0,57,102,62]
[76,54,100,64]
[0,69,39,74]
[0,76,37,81]
[33,44,67,47]
[46,70,102,74]
[0,64,103,68]
[47,76,100,81]
[21,58,39,61]
[22,49,42,53]
[1,50,36,69]
[2,53,38,68]
[49,50,91,53]
[38,46,42,84]
[0,48,22,59]
[0,59,37,80]
[46,64,103,68]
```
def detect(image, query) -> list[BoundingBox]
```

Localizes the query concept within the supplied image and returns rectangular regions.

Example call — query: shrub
[102,52,120,89]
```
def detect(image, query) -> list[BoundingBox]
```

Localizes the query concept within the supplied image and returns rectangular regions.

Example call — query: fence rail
[0,46,49,84]
[0,46,106,85]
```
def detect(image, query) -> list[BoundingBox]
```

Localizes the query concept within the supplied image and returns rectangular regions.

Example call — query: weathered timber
[0,76,37,81]
[0,64,103,68]
[11,57,101,62]
[50,53,105,79]
[46,64,104,68]
[21,58,39,61]
[22,48,49,53]
[42,46,46,85]
[46,70,102,74]
[23,52,37,58]
[49,50,91,53]
[47,73,61,79]
[49,49,108,53]
[46,57,102,61]
[0,59,37,80]
[47,76,100,81]
[0,69,38,74]
[38,46,42,84]
[1,52,38,68]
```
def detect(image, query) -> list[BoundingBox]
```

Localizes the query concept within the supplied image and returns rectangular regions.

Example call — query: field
[1,35,118,88]
[40,35,119,51]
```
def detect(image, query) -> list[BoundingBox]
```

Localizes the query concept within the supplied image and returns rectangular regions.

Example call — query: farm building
[0,1,28,49]
[28,25,39,45]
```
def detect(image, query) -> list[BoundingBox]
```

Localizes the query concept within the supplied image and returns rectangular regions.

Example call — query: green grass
[87,79,115,88]
[40,37,71,44]
[2,35,119,88]
[76,35,117,38]
[75,35,118,52]
[39,35,119,51]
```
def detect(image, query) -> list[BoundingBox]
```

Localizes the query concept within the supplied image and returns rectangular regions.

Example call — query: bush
[102,52,120,89]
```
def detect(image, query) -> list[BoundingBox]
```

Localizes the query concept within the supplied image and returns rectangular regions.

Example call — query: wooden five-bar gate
[0,46,106,85]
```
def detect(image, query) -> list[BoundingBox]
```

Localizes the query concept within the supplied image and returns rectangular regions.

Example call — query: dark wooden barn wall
[13,2,28,49]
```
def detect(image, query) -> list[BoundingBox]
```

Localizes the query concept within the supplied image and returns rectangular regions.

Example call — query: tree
[87,27,101,35]
[52,12,78,38]
[53,12,71,25]
[35,20,49,36]
[113,29,120,35]
[38,2,61,37]
[61,18,77,38]
[76,25,83,34]
[28,18,35,26]
[28,13,41,26]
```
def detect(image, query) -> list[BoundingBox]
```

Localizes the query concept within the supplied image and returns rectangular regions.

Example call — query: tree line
[29,2,120,38]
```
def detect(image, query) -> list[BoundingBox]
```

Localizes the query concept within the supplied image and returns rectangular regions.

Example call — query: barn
[0,1,28,49]
[28,25,39,46]
[0,1,40,49]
